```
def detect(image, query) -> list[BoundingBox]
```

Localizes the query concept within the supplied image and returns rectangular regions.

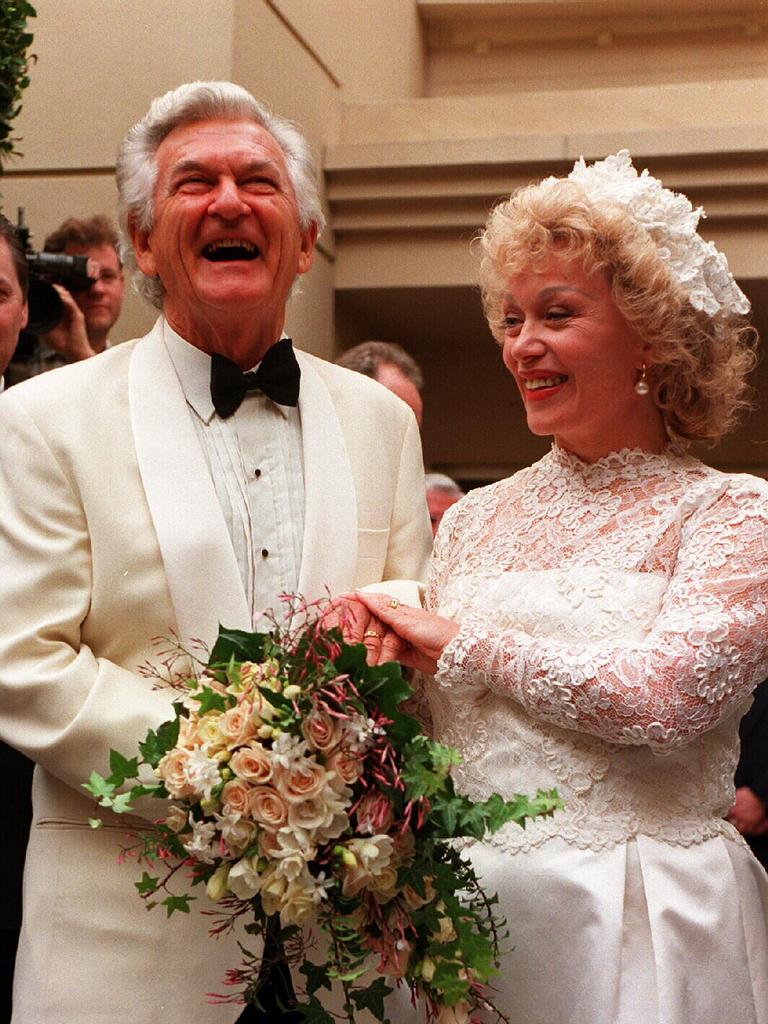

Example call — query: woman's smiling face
[500,253,665,461]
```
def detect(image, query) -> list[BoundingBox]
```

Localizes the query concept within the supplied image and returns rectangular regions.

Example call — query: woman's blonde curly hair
[477,177,756,445]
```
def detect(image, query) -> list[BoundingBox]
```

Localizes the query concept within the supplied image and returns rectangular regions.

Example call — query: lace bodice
[428,445,768,851]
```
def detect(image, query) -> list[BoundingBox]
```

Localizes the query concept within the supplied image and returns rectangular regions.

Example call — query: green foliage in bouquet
[0,1,36,167]
[85,604,561,1023]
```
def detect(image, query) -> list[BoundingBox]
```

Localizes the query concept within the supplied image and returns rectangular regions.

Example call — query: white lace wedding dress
[418,444,768,1024]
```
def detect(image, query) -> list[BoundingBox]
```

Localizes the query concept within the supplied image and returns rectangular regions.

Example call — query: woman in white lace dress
[358,152,768,1023]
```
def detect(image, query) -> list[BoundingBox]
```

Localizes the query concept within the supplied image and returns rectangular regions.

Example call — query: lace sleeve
[436,483,768,751]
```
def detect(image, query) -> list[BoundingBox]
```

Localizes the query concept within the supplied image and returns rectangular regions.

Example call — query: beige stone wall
[1,0,765,476]
[0,0,428,351]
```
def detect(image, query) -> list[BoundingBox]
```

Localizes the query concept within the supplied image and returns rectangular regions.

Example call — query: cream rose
[228,855,263,900]
[164,805,189,833]
[177,716,199,748]
[355,792,394,836]
[219,703,258,749]
[325,748,363,787]
[259,867,289,917]
[273,760,327,803]
[287,796,335,832]
[302,708,343,753]
[280,875,318,926]
[370,865,400,903]
[195,713,226,750]
[221,779,252,816]
[248,786,289,831]
[156,749,196,799]
[219,815,257,857]
[229,744,273,785]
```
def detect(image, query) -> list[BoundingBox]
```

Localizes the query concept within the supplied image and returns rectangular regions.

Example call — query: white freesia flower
[270,826,316,881]
[563,150,749,319]
[185,745,222,800]
[271,732,310,770]
[349,834,394,874]
[343,713,382,753]
[183,819,218,865]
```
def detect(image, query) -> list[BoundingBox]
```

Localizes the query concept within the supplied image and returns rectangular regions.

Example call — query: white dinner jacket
[0,319,431,1024]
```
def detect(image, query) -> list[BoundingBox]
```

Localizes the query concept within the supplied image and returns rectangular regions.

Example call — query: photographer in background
[0,213,34,1022]
[40,215,124,360]
[7,215,124,384]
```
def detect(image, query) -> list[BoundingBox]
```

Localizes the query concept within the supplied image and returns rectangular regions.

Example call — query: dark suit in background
[735,680,768,870]
[0,743,33,1022]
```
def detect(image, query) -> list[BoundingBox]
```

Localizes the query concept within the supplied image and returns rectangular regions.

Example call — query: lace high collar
[545,441,688,485]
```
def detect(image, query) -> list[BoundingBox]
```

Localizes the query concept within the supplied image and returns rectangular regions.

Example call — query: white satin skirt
[390,833,768,1024]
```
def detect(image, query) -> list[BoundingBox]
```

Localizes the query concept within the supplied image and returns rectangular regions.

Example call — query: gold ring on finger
[364,630,383,639]
[389,598,400,610]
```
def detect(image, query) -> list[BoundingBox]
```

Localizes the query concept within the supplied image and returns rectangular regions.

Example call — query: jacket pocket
[355,528,390,582]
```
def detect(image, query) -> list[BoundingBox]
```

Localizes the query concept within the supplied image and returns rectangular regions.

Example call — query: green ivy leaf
[299,960,333,996]
[349,976,391,1021]
[108,749,139,785]
[135,872,159,895]
[192,685,228,715]
[210,626,269,666]
[138,717,180,768]
[110,791,137,814]
[162,894,194,917]
[82,770,115,803]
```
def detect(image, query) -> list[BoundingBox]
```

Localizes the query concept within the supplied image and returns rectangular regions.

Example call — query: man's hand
[727,786,768,835]
[352,591,460,675]
[39,284,96,361]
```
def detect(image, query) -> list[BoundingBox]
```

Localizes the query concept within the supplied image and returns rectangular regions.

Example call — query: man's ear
[296,222,318,277]
[129,215,156,277]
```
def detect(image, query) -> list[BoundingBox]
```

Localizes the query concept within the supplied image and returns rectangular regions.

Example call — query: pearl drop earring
[635,364,650,396]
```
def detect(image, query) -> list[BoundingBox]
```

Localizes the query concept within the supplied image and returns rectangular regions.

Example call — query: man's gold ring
[389,598,400,610]
[364,630,383,640]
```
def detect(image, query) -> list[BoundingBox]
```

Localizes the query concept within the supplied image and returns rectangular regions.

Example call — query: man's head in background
[44,215,124,352]
[0,215,29,378]
[337,340,423,427]
[425,472,464,537]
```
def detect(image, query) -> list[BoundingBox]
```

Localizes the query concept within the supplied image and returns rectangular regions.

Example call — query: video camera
[17,208,100,335]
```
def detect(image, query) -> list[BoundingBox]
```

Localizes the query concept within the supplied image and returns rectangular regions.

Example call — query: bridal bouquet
[85,599,560,1023]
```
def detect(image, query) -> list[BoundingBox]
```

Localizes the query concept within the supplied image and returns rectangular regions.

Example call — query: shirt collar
[163,320,216,424]
[162,319,293,424]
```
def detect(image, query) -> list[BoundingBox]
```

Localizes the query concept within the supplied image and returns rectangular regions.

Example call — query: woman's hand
[322,596,389,664]
[352,591,460,675]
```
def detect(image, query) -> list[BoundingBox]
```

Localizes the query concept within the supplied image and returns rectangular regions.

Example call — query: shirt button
[261,548,269,558]
[254,468,262,478]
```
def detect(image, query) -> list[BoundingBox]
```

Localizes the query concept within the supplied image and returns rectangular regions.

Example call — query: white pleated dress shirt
[163,323,305,626]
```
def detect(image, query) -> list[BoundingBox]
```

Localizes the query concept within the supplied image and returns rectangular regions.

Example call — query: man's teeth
[203,239,259,260]
[525,376,567,390]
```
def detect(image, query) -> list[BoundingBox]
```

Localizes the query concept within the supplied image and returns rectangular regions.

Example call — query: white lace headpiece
[562,150,749,318]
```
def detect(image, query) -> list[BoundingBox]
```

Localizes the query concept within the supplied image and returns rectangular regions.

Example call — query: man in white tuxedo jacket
[0,82,431,1024]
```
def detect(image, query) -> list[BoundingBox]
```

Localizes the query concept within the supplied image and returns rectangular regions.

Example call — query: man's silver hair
[116,81,325,309]
[425,473,464,496]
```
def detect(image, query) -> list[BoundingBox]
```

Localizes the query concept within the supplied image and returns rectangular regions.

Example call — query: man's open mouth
[202,239,260,262]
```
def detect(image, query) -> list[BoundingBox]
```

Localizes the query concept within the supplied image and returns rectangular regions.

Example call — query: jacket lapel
[129,320,250,649]
[295,353,358,604]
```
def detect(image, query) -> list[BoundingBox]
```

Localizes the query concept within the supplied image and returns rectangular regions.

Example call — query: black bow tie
[210,339,301,418]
